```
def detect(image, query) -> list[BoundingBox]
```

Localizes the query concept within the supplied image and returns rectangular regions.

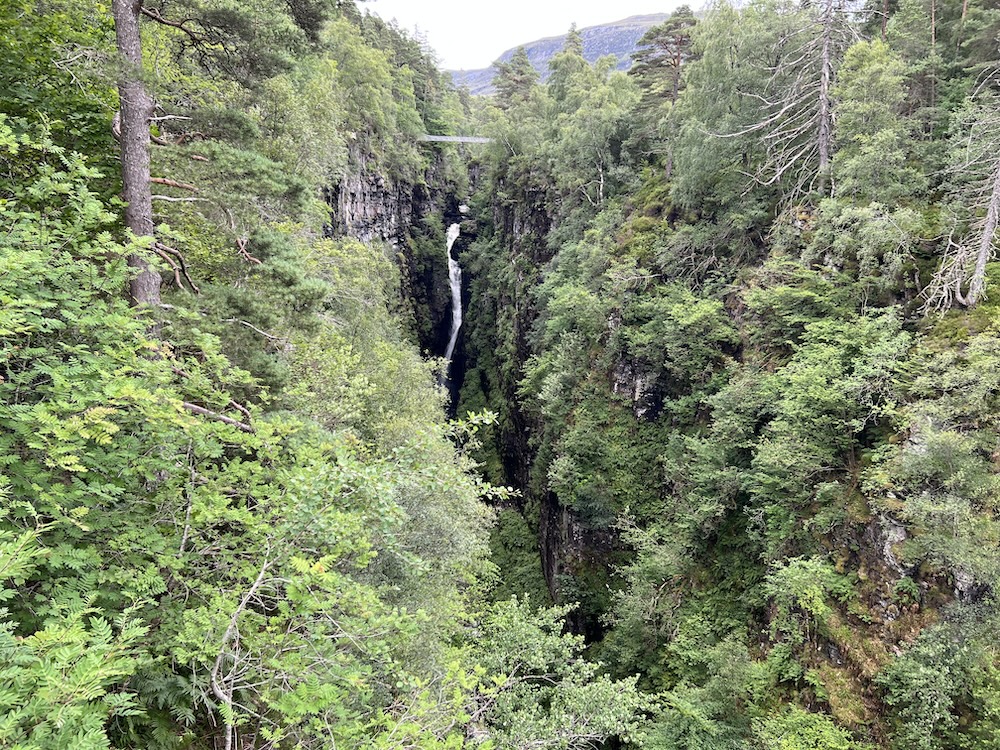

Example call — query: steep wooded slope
[0,2,642,748]
[458,2,1000,747]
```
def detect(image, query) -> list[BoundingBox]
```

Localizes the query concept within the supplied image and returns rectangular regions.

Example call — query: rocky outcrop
[611,358,662,420]
[325,146,445,249]
[325,145,468,355]
[328,167,413,248]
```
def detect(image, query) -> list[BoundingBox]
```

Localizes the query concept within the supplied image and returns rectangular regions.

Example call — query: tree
[549,66,641,209]
[563,23,584,56]
[710,0,856,198]
[630,5,698,107]
[669,1,774,212]
[669,0,834,213]
[629,6,698,176]
[108,0,350,308]
[493,46,538,111]
[548,24,589,106]
[0,527,147,750]
[470,598,646,749]
[886,0,943,134]
[925,95,1000,309]
[832,39,923,202]
[112,0,160,307]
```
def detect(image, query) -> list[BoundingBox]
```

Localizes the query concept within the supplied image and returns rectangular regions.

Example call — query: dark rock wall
[325,145,459,355]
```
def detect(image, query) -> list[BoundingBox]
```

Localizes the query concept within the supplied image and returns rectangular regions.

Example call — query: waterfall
[443,223,463,369]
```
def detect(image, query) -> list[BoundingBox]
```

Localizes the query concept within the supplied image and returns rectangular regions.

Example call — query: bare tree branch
[182,402,254,433]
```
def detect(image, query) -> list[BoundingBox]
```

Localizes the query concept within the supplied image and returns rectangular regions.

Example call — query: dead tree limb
[236,236,263,265]
[222,319,283,342]
[924,100,1000,311]
[211,555,271,750]
[172,367,251,419]
[182,402,254,433]
[156,242,200,293]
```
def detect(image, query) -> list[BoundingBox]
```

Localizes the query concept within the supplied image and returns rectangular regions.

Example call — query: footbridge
[418,135,492,144]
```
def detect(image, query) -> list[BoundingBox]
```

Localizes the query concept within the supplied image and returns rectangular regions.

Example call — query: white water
[443,223,463,368]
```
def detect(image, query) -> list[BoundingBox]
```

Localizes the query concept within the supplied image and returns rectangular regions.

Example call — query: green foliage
[865,331,1000,586]
[1,13,660,742]
[473,597,647,749]
[493,46,539,111]
[878,605,1000,750]
[741,259,855,354]
[630,6,697,107]
[743,313,909,556]
[765,557,854,643]
[0,1,117,185]
[754,705,870,750]
[458,0,1000,743]
[324,16,424,179]
[0,529,147,750]
[488,509,552,604]
[14,0,1000,746]
[833,41,925,203]
[639,636,756,750]
[801,201,925,301]
[669,0,798,211]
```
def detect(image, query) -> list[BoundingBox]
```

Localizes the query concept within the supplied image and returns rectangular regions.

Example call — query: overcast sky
[365,1,685,70]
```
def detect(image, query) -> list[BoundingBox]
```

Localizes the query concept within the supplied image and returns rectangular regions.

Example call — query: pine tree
[493,46,539,110]
[630,5,697,107]
[111,0,160,307]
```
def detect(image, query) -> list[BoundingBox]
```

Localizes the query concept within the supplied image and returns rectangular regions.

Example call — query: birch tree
[832,39,923,202]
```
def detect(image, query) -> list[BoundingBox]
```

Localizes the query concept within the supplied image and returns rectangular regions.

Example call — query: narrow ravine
[443,222,462,377]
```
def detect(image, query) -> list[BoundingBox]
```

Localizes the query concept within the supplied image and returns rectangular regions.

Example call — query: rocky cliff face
[460,183,609,621]
[326,146,444,249]
[325,145,464,355]
[328,166,413,248]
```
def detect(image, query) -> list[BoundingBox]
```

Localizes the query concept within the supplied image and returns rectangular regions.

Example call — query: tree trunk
[817,0,834,196]
[964,159,1000,305]
[670,50,682,104]
[958,0,969,48]
[112,0,161,308]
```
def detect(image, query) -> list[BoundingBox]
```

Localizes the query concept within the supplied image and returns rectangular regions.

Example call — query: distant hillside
[449,13,670,96]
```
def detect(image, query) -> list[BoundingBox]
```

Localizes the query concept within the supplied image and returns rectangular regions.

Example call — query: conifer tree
[493,46,538,110]
[630,5,697,107]
[112,0,160,307]
[712,0,855,198]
